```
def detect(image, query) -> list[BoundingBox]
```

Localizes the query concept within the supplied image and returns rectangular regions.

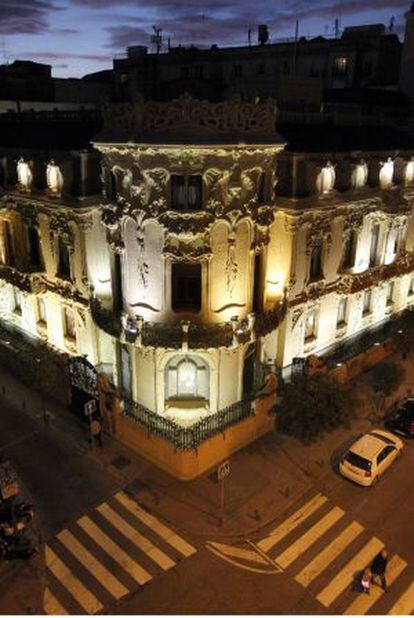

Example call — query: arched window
[165,355,209,401]
[316,163,335,195]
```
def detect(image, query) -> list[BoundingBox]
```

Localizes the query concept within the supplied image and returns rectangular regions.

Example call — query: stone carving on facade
[48,214,73,253]
[158,211,215,235]
[225,235,238,298]
[291,308,303,331]
[46,160,64,196]
[136,228,149,288]
[17,158,33,193]
[304,214,333,255]
[163,236,211,261]
[103,93,279,138]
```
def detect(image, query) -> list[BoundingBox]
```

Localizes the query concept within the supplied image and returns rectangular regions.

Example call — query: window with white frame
[13,288,22,314]
[337,298,347,327]
[64,307,76,340]
[37,297,47,325]
[362,289,372,315]
[57,237,71,279]
[304,310,317,341]
[386,281,394,306]
[165,355,209,401]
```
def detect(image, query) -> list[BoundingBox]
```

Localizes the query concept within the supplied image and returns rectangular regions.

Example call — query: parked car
[339,429,403,487]
[385,399,414,438]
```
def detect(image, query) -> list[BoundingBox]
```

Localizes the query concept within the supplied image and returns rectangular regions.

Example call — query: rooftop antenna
[334,17,340,38]
[389,16,395,33]
[151,26,163,53]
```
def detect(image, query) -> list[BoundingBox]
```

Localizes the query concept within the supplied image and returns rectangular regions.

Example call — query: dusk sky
[0,0,410,78]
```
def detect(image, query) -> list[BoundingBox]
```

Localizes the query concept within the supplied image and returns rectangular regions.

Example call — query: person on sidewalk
[371,548,388,591]
[361,568,372,594]
[90,417,103,448]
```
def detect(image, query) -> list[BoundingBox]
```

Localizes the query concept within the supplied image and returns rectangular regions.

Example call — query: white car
[339,429,404,487]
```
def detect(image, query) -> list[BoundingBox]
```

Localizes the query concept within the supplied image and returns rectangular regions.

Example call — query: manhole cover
[110,455,131,470]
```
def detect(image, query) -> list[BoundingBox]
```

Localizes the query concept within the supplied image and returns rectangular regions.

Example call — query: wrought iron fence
[122,395,253,450]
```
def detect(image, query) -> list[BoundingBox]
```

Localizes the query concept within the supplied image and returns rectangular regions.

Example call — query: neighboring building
[0,97,413,479]
[113,23,402,105]
[0,61,112,112]
[400,2,414,101]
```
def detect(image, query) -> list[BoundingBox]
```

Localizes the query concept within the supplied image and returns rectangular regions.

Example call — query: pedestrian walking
[90,417,103,448]
[360,568,372,594]
[371,548,388,592]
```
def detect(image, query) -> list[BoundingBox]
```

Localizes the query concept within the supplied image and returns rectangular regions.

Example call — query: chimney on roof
[258,24,269,45]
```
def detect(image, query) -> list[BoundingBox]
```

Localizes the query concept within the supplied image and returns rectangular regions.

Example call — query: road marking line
[206,542,280,575]
[57,529,129,600]
[316,537,384,608]
[97,502,175,571]
[276,506,344,569]
[208,541,269,564]
[295,521,364,588]
[43,587,68,615]
[115,491,196,558]
[45,546,103,615]
[344,554,407,615]
[77,515,152,586]
[257,493,328,553]
[388,581,414,615]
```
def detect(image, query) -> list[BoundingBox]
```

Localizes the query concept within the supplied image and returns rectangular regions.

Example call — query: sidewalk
[0,350,413,548]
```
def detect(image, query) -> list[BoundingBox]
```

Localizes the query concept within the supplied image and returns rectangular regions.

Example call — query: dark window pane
[27,226,42,268]
[172,262,201,311]
[309,240,323,281]
[187,175,202,210]
[58,239,71,279]
[171,175,186,210]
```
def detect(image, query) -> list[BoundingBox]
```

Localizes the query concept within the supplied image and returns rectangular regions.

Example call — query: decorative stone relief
[225,235,238,297]
[46,160,64,196]
[17,158,33,193]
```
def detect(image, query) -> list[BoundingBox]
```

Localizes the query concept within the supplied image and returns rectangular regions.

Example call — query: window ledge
[64,336,77,352]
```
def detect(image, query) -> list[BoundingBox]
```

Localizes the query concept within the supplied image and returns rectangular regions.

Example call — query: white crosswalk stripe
[344,554,407,615]
[257,493,328,553]
[115,491,197,557]
[43,494,197,615]
[254,492,413,615]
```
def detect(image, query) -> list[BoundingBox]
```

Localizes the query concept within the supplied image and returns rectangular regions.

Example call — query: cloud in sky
[0,0,63,35]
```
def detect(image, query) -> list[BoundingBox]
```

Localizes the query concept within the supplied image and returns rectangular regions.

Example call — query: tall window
[409,277,414,297]
[57,238,71,279]
[333,57,348,76]
[64,307,76,339]
[37,297,47,325]
[386,281,394,306]
[341,230,357,270]
[392,228,403,257]
[171,175,202,211]
[13,288,22,314]
[257,172,266,204]
[304,310,317,341]
[309,240,324,282]
[165,355,209,400]
[362,290,372,315]
[27,226,42,269]
[171,262,201,312]
[337,298,347,327]
[369,224,380,268]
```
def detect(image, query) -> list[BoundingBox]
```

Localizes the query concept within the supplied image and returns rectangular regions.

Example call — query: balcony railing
[122,396,253,450]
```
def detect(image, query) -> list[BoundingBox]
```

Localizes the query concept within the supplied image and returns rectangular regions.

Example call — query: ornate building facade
[0,98,413,477]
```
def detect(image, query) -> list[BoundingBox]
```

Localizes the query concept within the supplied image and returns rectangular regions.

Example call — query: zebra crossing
[43,491,197,615]
[255,492,414,614]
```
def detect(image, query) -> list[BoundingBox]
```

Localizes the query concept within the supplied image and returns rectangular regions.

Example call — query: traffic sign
[217,460,230,481]
[84,399,97,417]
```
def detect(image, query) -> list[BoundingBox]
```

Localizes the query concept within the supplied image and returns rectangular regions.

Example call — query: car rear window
[370,432,395,445]
[344,451,372,471]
